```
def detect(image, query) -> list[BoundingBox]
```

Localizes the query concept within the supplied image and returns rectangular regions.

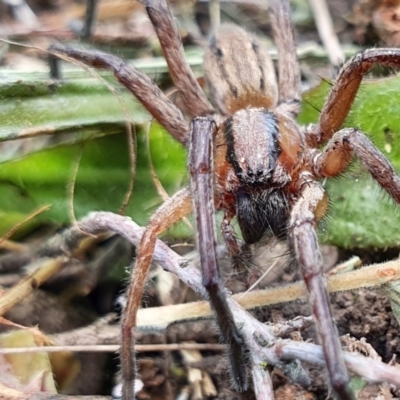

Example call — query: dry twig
[308,0,344,66]
[3,212,399,392]
[64,212,400,389]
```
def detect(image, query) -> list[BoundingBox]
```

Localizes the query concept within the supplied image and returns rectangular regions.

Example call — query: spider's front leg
[289,176,352,400]
[189,117,249,391]
[311,127,400,202]
[121,188,192,400]
[309,48,400,145]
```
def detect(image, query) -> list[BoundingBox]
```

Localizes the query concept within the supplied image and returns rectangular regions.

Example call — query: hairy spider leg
[143,0,214,117]
[311,49,400,145]
[49,46,190,146]
[312,128,400,204]
[269,0,301,117]
[189,116,249,390]
[289,176,352,399]
[121,188,192,399]
[270,7,350,394]
[49,2,400,399]
[306,125,400,396]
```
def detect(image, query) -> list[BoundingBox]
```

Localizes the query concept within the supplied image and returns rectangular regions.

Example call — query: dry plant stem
[50,314,312,347]
[251,363,274,399]
[0,343,225,355]
[180,341,218,397]
[209,0,221,33]
[0,240,27,252]
[0,256,68,316]
[308,0,344,66]
[328,255,362,275]
[135,259,400,326]
[0,205,51,246]
[202,372,218,397]
[278,340,400,385]
[71,212,400,389]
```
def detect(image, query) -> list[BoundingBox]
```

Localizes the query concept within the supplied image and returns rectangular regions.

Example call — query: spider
[51,0,400,398]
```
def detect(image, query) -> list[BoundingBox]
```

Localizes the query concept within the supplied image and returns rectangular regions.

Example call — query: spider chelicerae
[51,0,400,398]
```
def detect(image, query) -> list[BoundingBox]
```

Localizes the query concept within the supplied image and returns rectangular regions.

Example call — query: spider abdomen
[204,24,278,115]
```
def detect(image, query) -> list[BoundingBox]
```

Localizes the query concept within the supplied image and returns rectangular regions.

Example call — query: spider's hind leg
[49,45,190,146]
[270,0,301,117]
[142,0,214,118]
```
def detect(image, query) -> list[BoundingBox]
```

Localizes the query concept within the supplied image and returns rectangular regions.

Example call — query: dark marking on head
[224,116,240,173]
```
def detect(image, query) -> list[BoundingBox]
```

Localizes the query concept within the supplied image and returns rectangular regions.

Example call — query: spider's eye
[247,170,254,177]
[256,169,263,177]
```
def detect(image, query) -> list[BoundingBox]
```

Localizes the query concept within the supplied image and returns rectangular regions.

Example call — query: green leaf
[0,69,149,152]
[0,69,187,237]
[348,375,367,393]
[300,75,400,248]
[2,66,400,248]
[0,126,187,236]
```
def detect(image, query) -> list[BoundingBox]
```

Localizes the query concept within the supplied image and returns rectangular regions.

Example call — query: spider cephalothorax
[51,1,400,398]
[216,107,302,244]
